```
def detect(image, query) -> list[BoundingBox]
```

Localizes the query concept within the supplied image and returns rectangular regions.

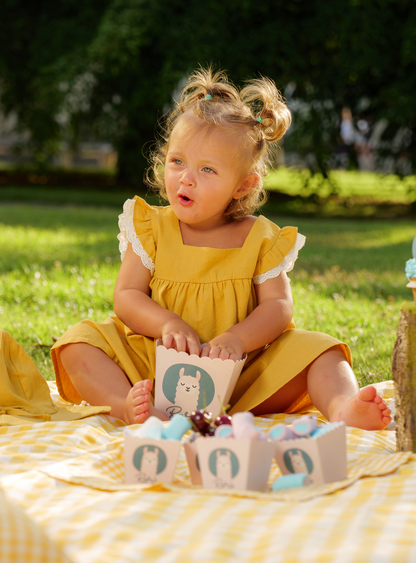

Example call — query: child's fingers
[208,346,221,359]
[200,344,211,358]
[218,348,240,361]
[162,332,200,355]
[201,343,241,361]
[162,334,175,349]
[186,338,200,356]
[172,334,187,352]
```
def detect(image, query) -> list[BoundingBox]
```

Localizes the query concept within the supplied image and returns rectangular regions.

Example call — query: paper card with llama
[273,422,347,486]
[124,432,182,485]
[154,341,246,419]
[196,438,275,492]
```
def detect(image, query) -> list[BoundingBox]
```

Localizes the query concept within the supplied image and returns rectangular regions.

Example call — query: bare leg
[307,348,391,430]
[252,347,391,430]
[251,368,308,416]
[59,343,167,424]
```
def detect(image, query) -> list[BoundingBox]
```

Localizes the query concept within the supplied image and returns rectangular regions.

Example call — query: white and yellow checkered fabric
[0,486,71,563]
[2,380,416,563]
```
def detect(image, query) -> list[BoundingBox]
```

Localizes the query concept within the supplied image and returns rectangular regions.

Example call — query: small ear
[233,172,261,200]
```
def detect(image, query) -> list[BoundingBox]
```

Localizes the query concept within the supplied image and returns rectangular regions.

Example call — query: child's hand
[161,320,201,356]
[201,332,244,362]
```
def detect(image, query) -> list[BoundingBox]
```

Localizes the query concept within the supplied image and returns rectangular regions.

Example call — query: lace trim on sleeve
[253,233,306,285]
[117,198,155,274]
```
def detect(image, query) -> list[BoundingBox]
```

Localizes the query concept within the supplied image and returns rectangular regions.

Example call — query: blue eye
[202,167,214,173]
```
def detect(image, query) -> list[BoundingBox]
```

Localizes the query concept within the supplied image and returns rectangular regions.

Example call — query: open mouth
[178,194,193,206]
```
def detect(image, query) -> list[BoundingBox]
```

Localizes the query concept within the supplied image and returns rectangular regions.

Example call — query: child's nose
[180,169,196,187]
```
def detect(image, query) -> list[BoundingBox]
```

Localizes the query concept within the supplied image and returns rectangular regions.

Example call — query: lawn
[265,168,416,203]
[2,167,414,220]
[0,191,414,387]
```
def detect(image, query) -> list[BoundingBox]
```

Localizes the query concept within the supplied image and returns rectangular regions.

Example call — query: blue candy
[272,473,311,491]
[161,414,192,441]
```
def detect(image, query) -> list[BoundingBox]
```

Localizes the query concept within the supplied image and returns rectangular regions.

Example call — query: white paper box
[184,436,203,486]
[154,341,246,419]
[196,438,275,492]
[273,422,347,486]
[124,429,182,484]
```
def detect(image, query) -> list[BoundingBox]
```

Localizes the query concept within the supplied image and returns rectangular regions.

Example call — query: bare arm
[201,271,293,361]
[113,244,201,355]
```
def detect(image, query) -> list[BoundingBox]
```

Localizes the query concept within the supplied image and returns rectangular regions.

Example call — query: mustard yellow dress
[51,196,351,413]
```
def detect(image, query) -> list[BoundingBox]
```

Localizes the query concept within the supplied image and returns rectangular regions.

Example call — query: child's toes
[373,393,384,405]
[382,413,392,424]
[359,385,377,402]
[134,412,150,424]
[143,379,153,392]
[378,400,389,412]
[134,402,150,415]
[382,408,391,420]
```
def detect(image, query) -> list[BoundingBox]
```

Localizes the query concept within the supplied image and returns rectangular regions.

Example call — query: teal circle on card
[162,363,215,410]
[283,448,313,474]
[133,445,167,474]
[208,448,239,478]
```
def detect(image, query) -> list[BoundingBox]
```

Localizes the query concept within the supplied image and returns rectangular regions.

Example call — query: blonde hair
[146,67,291,221]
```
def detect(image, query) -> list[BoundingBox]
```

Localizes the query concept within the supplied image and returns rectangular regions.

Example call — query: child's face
[164,113,253,230]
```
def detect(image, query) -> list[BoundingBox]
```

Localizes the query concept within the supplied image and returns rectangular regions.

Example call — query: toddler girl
[52,68,391,430]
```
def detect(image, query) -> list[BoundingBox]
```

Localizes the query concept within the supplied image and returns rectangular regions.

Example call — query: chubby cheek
[164,174,177,198]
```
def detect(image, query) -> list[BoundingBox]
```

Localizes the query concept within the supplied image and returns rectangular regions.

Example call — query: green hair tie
[205,94,212,100]
[256,116,263,123]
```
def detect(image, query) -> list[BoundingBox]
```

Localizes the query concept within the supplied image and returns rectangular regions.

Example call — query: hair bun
[181,67,240,108]
[241,77,291,142]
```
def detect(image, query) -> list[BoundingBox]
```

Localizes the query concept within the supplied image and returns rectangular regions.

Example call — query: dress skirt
[51,317,351,414]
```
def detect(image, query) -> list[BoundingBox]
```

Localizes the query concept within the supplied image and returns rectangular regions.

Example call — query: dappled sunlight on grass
[265,167,415,203]
[268,214,415,277]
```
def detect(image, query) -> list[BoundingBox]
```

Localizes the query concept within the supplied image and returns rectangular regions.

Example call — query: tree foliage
[0,0,415,184]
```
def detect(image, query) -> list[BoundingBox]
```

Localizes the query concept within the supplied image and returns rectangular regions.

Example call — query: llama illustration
[139,447,159,482]
[288,450,309,474]
[215,450,233,488]
[173,368,201,416]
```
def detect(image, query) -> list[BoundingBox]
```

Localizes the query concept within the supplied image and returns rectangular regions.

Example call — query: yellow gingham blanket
[1,380,416,563]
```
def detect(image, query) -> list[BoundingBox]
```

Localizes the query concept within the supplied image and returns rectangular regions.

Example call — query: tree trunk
[392,305,416,452]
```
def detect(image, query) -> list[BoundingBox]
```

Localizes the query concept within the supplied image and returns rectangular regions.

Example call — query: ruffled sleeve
[253,222,306,285]
[117,197,156,274]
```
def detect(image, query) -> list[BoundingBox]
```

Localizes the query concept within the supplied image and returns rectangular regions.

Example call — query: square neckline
[175,214,263,251]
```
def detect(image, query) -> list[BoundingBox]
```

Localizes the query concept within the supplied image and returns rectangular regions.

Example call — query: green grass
[2,166,415,222]
[264,168,416,203]
[0,197,414,386]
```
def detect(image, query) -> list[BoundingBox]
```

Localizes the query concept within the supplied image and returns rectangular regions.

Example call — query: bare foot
[332,385,392,430]
[124,380,168,425]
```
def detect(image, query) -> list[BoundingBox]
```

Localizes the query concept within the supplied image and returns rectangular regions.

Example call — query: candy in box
[273,421,347,486]
[195,438,275,492]
[154,340,246,420]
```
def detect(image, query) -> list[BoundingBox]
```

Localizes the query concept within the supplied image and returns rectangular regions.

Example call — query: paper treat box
[195,438,275,492]
[154,341,246,420]
[273,421,347,486]
[124,429,182,485]
[184,436,203,486]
